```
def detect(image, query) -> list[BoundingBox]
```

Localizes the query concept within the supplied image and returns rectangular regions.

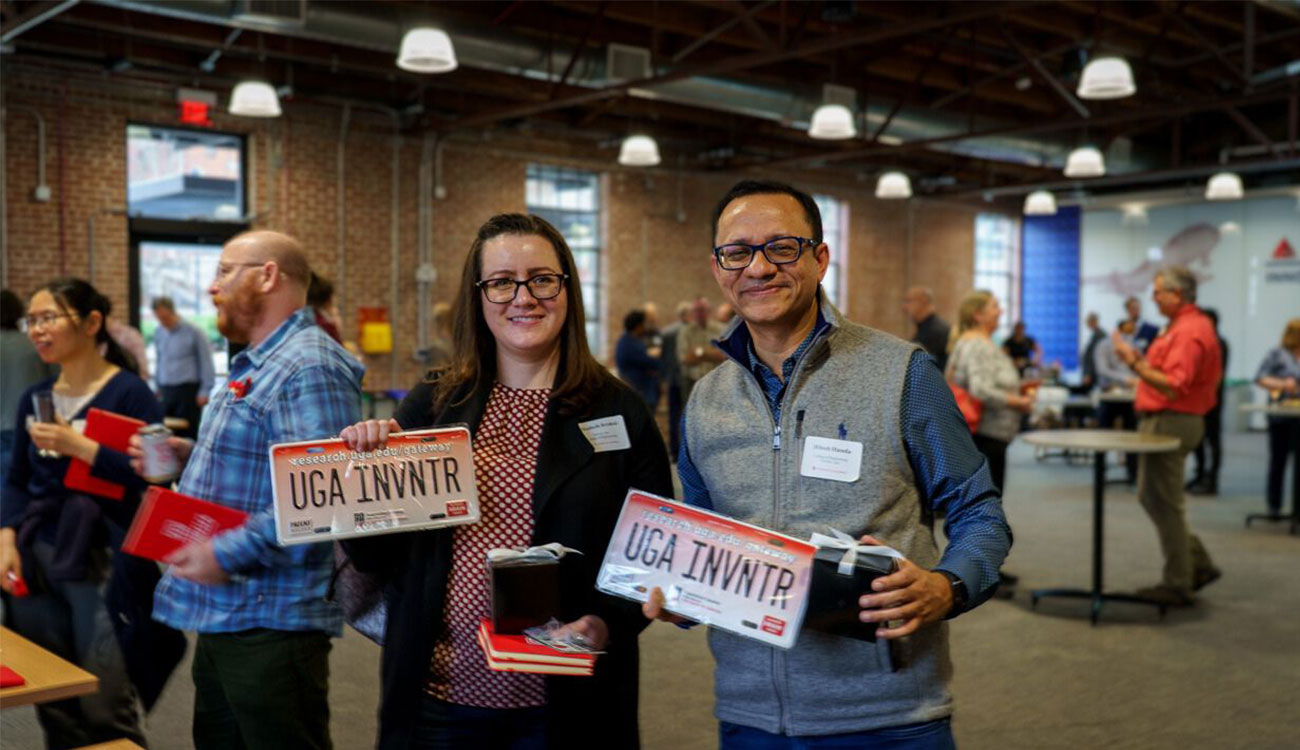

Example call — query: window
[813,194,848,309]
[136,240,228,376]
[974,213,1019,342]
[526,164,603,355]
[127,124,244,220]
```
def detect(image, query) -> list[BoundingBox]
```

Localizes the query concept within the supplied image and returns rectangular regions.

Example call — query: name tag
[800,437,863,483]
[579,416,632,452]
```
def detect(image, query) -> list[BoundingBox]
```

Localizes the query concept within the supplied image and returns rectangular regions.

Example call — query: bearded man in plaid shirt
[135,231,363,750]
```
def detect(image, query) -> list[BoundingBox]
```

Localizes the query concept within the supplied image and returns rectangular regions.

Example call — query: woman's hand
[0,528,21,594]
[642,586,691,625]
[1008,393,1036,414]
[554,614,610,651]
[339,419,402,452]
[28,418,97,464]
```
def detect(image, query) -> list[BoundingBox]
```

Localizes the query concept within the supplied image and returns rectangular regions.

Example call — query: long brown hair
[431,213,609,417]
[1282,318,1300,351]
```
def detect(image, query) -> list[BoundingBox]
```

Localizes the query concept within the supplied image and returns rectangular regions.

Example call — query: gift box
[802,543,898,643]
[487,543,577,635]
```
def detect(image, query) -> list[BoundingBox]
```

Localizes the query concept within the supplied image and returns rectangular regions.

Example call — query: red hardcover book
[477,619,595,675]
[121,486,248,562]
[63,408,146,501]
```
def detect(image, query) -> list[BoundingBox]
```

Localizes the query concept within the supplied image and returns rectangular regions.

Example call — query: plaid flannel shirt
[153,307,364,634]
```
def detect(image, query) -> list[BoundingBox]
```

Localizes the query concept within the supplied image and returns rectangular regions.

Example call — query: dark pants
[159,382,202,438]
[667,381,684,459]
[719,719,955,750]
[192,629,332,750]
[1192,404,1223,484]
[1097,400,1138,481]
[1266,418,1300,515]
[7,541,145,750]
[971,433,1008,492]
[1,428,13,485]
[415,694,547,750]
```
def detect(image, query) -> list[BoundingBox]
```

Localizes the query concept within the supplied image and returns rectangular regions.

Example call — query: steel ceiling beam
[949,155,1300,199]
[448,1,1025,132]
[1223,105,1280,158]
[670,0,776,64]
[1000,25,1090,119]
[1,0,78,43]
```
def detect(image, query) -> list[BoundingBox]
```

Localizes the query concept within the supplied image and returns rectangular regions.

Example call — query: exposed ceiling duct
[89,0,1094,172]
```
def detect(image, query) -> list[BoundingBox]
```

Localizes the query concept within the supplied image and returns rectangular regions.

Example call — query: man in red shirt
[1113,266,1223,606]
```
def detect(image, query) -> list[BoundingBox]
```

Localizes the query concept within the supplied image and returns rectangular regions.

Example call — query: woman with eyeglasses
[1,278,184,749]
[340,213,673,749]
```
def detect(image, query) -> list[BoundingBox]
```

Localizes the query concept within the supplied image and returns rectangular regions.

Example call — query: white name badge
[800,437,863,483]
[578,415,632,452]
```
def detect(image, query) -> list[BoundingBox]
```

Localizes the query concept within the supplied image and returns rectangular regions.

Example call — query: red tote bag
[946,343,983,433]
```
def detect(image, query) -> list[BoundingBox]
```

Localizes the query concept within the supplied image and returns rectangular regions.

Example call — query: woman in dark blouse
[0,278,183,749]
[341,214,673,749]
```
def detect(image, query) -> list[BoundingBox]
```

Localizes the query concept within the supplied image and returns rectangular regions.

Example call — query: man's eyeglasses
[19,313,72,333]
[712,236,815,271]
[475,274,569,304]
[212,262,267,284]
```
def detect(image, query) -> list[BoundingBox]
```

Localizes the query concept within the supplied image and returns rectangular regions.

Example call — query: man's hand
[642,586,691,625]
[196,394,209,407]
[856,535,953,639]
[554,615,610,651]
[128,433,194,477]
[165,539,230,585]
[1112,331,1138,366]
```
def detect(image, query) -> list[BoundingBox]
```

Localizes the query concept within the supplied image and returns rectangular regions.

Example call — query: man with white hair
[1113,265,1222,607]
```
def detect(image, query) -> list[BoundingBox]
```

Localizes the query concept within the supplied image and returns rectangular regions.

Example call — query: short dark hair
[151,296,175,312]
[307,272,334,308]
[711,180,823,245]
[624,309,647,333]
[1,289,22,329]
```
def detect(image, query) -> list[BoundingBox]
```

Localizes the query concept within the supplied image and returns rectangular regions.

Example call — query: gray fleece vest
[683,306,953,735]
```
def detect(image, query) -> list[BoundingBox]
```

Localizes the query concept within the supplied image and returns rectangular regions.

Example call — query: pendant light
[808,103,857,140]
[1077,57,1136,100]
[875,171,911,199]
[1064,146,1105,178]
[228,81,281,117]
[1023,191,1057,215]
[397,28,458,73]
[618,135,661,167]
[1204,172,1243,201]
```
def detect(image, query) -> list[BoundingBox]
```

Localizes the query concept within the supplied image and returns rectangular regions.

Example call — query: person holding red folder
[340,214,673,749]
[0,278,184,749]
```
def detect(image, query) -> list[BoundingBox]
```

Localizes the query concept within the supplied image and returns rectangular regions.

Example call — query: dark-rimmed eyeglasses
[19,313,72,333]
[712,236,815,271]
[475,273,569,304]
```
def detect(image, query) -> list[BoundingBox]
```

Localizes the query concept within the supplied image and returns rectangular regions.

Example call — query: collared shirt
[153,307,364,634]
[1135,305,1222,415]
[678,305,1011,610]
[153,318,216,394]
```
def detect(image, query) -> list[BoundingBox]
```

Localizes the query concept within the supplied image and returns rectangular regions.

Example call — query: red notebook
[121,487,248,562]
[64,408,146,501]
[477,619,595,676]
[0,665,25,688]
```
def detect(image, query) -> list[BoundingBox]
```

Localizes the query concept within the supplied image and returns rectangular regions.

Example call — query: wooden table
[1241,403,1300,533]
[1021,429,1180,624]
[0,626,98,708]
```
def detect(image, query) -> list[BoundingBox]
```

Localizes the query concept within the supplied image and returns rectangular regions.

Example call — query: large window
[525,164,603,355]
[136,240,228,376]
[813,194,848,309]
[974,213,1019,342]
[127,124,244,220]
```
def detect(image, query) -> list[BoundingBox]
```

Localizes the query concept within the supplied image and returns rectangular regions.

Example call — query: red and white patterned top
[427,383,550,708]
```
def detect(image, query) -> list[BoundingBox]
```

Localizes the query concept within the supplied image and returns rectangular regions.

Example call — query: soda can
[140,424,180,484]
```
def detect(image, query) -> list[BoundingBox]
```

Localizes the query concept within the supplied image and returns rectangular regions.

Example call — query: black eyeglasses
[712,236,815,271]
[475,273,569,304]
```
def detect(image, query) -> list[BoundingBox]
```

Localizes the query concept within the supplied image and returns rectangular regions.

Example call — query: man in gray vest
[651,180,1011,749]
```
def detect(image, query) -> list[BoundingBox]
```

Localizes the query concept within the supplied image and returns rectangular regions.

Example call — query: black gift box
[802,546,897,643]
[489,557,560,635]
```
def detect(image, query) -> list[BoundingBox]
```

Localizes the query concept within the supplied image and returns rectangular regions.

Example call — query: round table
[1020,429,1179,624]
[1240,403,1300,533]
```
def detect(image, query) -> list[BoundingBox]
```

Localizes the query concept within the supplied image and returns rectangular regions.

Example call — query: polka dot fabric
[426,383,550,708]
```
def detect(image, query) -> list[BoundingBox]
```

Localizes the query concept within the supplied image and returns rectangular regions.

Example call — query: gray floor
[4,431,1298,749]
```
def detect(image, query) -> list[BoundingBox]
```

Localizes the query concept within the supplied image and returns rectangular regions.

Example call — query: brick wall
[4,67,991,390]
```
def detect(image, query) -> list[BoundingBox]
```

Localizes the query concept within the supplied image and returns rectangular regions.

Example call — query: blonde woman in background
[947,289,1035,590]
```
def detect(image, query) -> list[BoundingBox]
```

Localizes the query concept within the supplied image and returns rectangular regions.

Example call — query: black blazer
[344,371,673,749]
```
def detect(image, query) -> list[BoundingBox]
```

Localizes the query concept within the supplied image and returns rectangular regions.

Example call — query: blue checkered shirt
[678,306,1012,612]
[153,307,364,634]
